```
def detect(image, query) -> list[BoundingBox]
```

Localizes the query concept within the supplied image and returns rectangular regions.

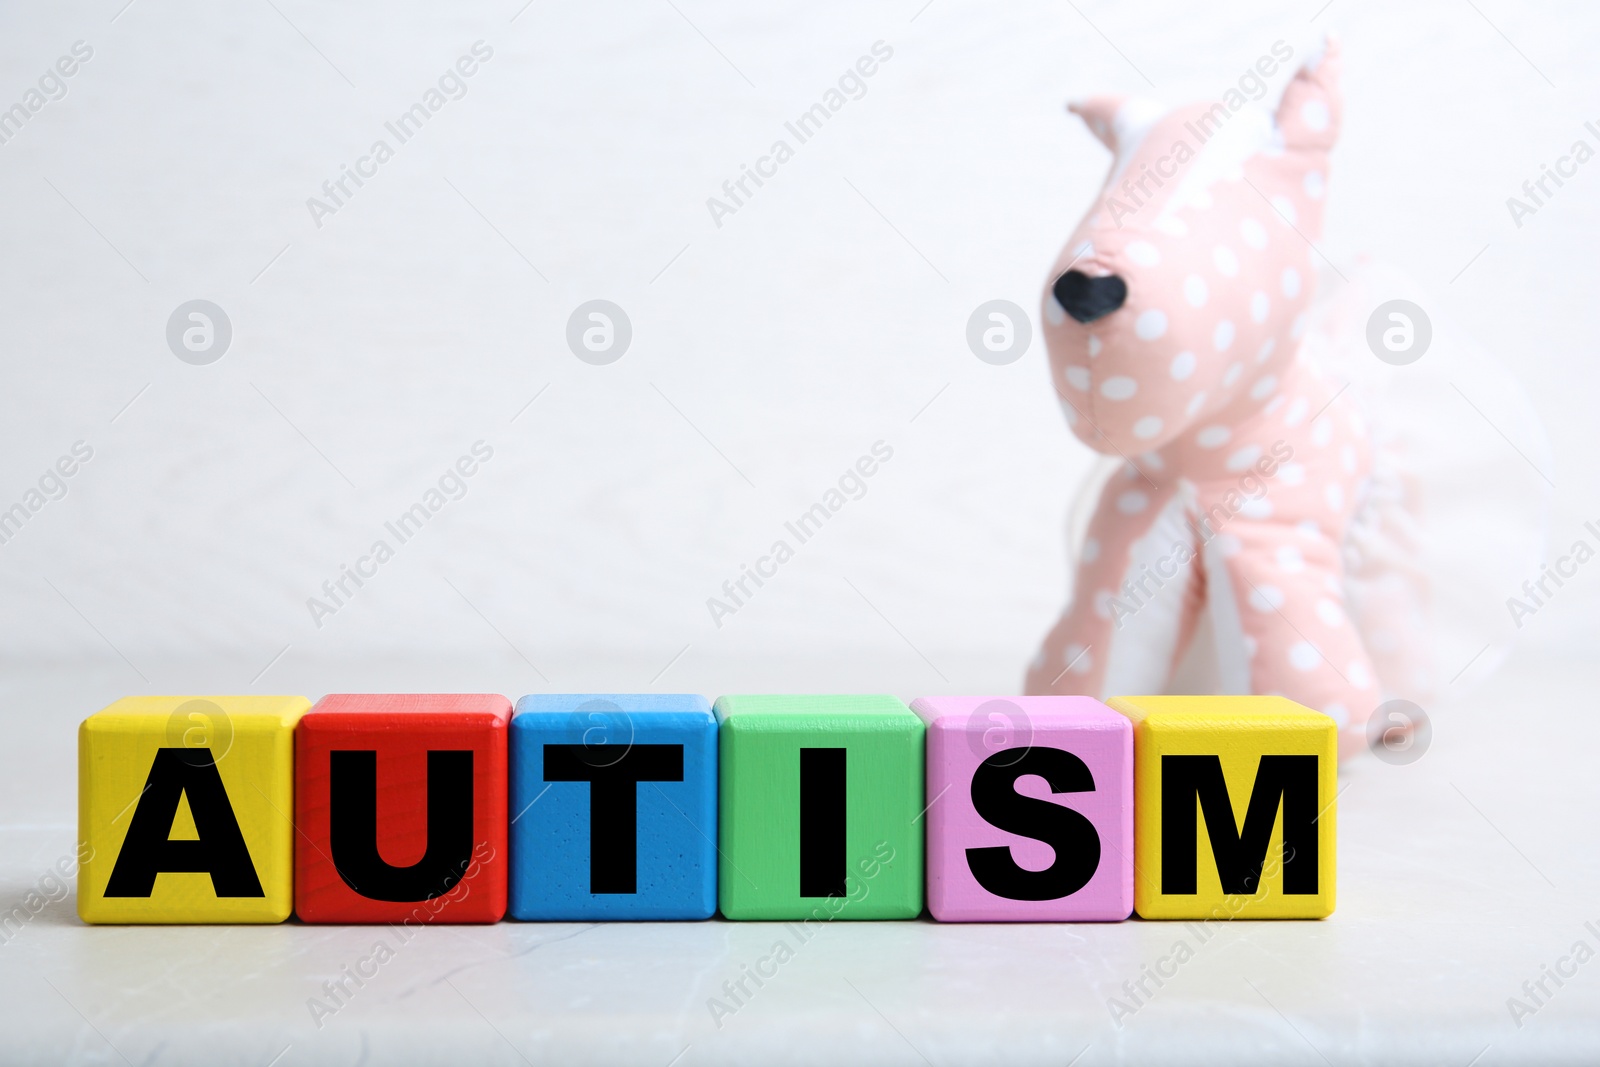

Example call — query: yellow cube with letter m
[1109,695,1336,920]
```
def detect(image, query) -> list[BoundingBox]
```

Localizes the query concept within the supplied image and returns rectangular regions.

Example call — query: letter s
[471,439,494,462]
[965,747,1101,901]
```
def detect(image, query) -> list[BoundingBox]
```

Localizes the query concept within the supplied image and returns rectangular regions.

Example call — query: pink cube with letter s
[912,695,1133,923]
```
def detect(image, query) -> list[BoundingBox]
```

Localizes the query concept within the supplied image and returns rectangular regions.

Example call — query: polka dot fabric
[1026,40,1379,758]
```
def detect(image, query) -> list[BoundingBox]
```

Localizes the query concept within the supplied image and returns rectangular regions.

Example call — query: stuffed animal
[1023,39,1382,757]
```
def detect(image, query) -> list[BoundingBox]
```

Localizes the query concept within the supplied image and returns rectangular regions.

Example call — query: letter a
[104,748,265,897]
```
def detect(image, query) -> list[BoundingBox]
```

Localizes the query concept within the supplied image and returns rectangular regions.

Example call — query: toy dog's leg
[1203,519,1380,758]
[1025,469,1204,699]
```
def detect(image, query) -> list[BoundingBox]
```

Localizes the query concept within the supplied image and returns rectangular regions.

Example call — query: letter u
[329,750,474,902]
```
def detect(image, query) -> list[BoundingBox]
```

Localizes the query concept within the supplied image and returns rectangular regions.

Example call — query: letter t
[542,744,684,893]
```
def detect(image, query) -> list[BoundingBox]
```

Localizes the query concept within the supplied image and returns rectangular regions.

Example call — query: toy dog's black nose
[1052,270,1127,324]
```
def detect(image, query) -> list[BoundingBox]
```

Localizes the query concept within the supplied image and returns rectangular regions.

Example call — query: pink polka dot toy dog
[1024,39,1382,758]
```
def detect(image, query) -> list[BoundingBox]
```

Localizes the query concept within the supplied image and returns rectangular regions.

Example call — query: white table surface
[2,657,1596,1066]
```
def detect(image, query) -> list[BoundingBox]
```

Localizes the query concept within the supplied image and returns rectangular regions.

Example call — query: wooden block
[78,695,308,924]
[911,695,1132,922]
[715,695,923,920]
[1108,695,1336,920]
[507,694,717,920]
[294,694,508,924]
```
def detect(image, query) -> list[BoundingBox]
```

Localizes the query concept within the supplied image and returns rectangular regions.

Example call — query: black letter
[1161,754,1319,895]
[799,747,846,897]
[329,750,474,902]
[965,747,1101,900]
[543,744,683,893]
[104,748,264,897]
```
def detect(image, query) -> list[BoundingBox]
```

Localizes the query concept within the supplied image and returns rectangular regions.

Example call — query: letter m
[795,103,830,138]
[395,103,430,136]
[1160,754,1319,895]
[1193,103,1229,138]
[394,503,431,537]
[793,503,830,539]
[0,903,29,941]
[0,503,30,539]
[0,103,30,139]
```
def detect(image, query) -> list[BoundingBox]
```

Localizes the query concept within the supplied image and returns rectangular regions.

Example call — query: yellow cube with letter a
[1108,695,1336,920]
[78,695,308,924]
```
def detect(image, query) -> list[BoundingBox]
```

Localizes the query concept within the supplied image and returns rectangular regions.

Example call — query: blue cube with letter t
[508,694,718,920]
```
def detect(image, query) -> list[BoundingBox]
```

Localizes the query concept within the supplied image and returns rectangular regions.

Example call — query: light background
[0,0,1591,697]
[3,4,1599,1063]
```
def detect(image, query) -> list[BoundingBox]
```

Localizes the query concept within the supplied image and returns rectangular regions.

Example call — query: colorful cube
[78,695,308,924]
[912,695,1132,922]
[507,694,717,920]
[1108,695,1337,920]
[715,694,923,920]
[294,694,509,924]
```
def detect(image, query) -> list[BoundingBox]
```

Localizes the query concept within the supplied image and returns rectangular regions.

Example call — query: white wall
[0,0,1593,699]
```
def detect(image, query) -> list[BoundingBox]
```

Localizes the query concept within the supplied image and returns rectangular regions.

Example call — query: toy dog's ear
[1275,35,1341,152]
[1068,97,1124,152]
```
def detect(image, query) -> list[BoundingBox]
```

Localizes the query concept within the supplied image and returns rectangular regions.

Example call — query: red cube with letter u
[294,694,508,923]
